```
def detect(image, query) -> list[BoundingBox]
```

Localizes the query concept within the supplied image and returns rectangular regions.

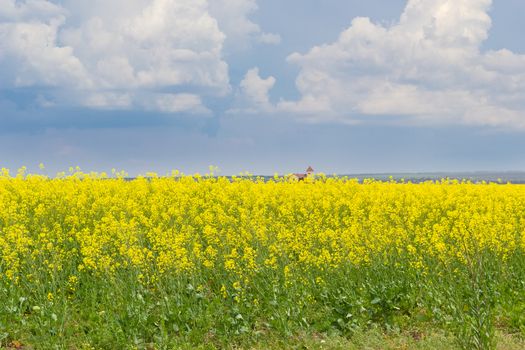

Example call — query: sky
[1,0,525,175]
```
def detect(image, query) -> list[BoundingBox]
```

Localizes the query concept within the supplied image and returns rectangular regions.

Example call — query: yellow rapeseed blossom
[1,169,525,291]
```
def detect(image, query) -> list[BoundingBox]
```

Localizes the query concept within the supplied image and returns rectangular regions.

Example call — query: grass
[2,253,525,349]
[3,328,525,349]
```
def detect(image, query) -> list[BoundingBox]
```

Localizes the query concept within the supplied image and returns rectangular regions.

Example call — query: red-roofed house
[291,166,315,181]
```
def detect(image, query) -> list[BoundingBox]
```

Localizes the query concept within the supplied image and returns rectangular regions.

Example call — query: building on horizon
[290,166,315,181]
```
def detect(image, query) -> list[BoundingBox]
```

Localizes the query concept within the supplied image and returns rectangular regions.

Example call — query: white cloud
[58,0,229,94]
[0,1,91,89]
[258,32,281,45]
[208,0,281,50]
[279,0,525,128]
[0,0,277,114]
[236,67,276,112]
[0,0,64,21]
[149,93,211,114]
[83,92,132,109]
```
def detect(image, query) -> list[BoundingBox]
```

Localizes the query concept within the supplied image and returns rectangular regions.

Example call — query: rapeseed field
[1,168,525,349]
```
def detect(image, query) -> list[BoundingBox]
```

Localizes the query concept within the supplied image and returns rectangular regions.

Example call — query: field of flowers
[2,168,525,349]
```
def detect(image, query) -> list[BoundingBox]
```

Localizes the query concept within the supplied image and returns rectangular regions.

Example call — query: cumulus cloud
[58,0,229,93]
[0,0,64,21]
[227,67,276,115]
[258,32,281,45]
[236,68,276,112]
[0,1,91,89]
[149,93,211,115]
[0,0,276,114]
[279,0,525,128]
[208,0,281,50]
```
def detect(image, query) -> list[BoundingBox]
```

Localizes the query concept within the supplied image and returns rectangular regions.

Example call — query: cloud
[0,1,91,89]
[278,0,525,128]
[235,67,276,113]
[83,92,132,109]
[258,32,281,45]
[57,0,230,100]
[208,0,281,50]
[0,0,64,21]
[148,93,211,115]
[0,0,276,114]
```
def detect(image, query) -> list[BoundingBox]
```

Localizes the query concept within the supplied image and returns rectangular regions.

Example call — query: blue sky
[1,0,525,175]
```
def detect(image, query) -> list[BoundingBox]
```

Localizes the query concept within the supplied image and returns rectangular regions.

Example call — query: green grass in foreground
[2,328,525,349]
[249,329,525,350]
[3,253,525,349]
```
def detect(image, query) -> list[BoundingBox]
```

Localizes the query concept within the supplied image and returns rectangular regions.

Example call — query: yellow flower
[233,281,241,290]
